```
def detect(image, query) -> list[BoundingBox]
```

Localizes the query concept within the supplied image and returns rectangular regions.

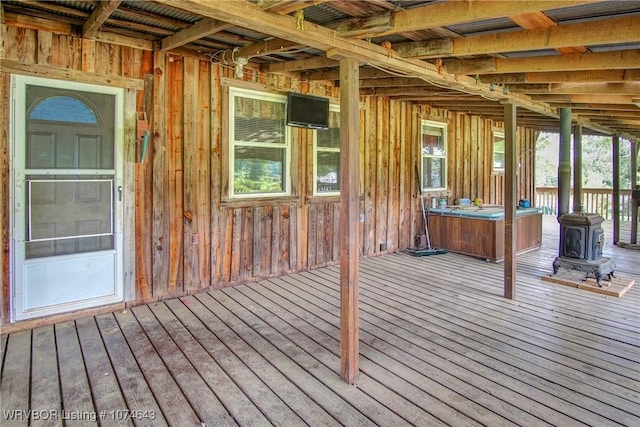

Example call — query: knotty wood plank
[230,208,242,282]
[131,304,237,426]
[36,30,52,65]
[364,257,640,378]
[270,206,281,274]
[240,206,252,281]
[307,204,317,266]
[74,317,133,426]
[289,204,298,271]
[153,300,271,426]
[541,271,635,297]
[262,275,488,426]
[348,272,629,425]
[168,296,307,426]
[252,206,263,277]
[412,249,640,344]
[210,63,223,285]
[229,284,450,426]
[297,265,636,426]
[260,206,273,277]
[0,330,31,426]
[94,313,168,426]
[30,325,61,427]
[183,55,200,290]
[356,258,640,422]
[113,310,200,426]
[374,96,388,254]
[167,57,184,293]
[363,96,376,257]
[387,99,399,251]
[152,50,169,296]
[197,291,343,426]
[123,89,137,302]
[54,322,95,427]
[339,56,360,384]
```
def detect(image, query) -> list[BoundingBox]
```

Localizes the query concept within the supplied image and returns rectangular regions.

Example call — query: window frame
[313,104,340,196]
[420,119,448,192]
[228,87,291,199]
[492,128,506,175]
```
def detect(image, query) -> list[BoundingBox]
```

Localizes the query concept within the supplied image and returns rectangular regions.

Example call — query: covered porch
[2,216,638,426]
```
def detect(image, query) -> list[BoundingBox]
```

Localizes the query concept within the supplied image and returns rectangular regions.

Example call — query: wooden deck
[2,216,639,426]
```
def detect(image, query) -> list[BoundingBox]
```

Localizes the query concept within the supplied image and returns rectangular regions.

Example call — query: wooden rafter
[443,50,640,75]
[479,70,640,84]
[82,0,122,37]
[161,18,232,51]
[331,0,597,38]
[509,11,587,55]
[394,15,640,59]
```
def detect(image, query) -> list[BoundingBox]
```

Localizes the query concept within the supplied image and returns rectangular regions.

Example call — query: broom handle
[416,164,432,249]
[420,192,432,249]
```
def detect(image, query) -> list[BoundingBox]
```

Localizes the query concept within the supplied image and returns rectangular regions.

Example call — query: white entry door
[11,76,124,321]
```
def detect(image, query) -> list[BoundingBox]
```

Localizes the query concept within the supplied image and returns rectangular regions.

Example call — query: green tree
[535,132,635,189]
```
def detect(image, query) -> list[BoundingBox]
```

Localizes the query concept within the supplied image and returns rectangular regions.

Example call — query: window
[29,96,99,124]
[314,106,340,195]
[492,130,505,174]
[229,88,289,197]
[421,120,447,191]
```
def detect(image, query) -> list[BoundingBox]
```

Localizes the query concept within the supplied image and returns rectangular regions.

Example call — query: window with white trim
[314,106,340,195]
[492,130,505,174]
[421,120,447,191]
[229,88,289,197]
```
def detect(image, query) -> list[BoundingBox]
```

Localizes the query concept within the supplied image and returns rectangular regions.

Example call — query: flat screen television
[286,92,330,130]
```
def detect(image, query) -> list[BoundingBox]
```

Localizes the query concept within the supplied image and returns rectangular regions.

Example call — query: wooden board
[542,270,635,297]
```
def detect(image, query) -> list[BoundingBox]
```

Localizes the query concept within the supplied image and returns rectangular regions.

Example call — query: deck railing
[535,187,634,221]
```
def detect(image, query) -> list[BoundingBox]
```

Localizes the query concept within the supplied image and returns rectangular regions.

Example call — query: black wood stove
[552,212,616,286]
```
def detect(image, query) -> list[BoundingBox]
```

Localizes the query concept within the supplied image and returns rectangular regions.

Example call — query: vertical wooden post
[503,102,517,300]
[558,108,572,218]
[612,135,620,244]
[339,56,360,384]
[631,140,638,244]
[572,124,583,213]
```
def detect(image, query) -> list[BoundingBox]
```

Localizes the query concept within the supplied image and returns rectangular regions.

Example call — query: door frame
[9,74,126,322]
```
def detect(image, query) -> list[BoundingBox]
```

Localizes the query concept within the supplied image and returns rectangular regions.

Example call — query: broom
[411,165,447,256]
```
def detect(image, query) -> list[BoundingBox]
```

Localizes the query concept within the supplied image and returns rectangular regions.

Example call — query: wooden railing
[535,187,634,221]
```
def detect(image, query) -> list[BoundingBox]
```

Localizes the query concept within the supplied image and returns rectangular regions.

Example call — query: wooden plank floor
[1,216,639,426]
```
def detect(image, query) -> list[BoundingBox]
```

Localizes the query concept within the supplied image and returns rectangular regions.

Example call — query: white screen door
[11,76,124,321]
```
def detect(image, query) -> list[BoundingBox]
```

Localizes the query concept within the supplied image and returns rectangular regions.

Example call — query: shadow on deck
[1,216,639,426]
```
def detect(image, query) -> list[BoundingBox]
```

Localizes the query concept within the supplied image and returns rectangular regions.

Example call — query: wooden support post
[558,108,572,218]
[339,56,360,384]
[631,140,638,244]
[503,102,517,300]
[612,135,620,244]
[572,124,583,213]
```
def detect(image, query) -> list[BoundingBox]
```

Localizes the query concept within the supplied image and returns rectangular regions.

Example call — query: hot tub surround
[427,206,543,262]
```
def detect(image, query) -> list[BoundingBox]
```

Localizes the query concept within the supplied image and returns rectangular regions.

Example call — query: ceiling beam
[331,0,596,38]
[82,1,122,37]
[509,11,587,55]
[161,0,308,52]
[154,0,559,120]
[161,18,232,51]
[264,56,336,73]
[443,49,640,75]
[395,15,640,59]
[508,82,640,95]
[479,70,640,84]
[534,94,639,104]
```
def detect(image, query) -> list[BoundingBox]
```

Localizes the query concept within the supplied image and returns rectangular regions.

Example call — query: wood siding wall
[0,27,537,323]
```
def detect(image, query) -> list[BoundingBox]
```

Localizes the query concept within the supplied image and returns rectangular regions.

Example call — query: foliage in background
[535,132,636,189]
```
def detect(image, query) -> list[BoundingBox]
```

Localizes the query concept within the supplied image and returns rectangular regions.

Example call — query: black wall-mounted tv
[286,92,330,130]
